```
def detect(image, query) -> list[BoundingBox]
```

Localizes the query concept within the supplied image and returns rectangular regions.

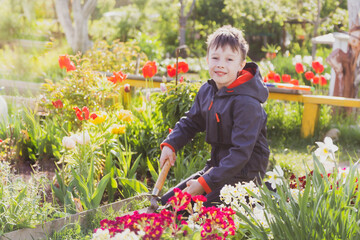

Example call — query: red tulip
[320,75,327,86]
[73,106,90,121]
[142,61,157,78]
[295,63,304,74]
[178,61,189,73]
[58,55,76,72]
[179,76,184,83]
[274,74,281,83]
[313,76,320,84]
[107,70,127,84]
[52,99,63,108]
[304,71,314,80]
[90,113,98,120]
[282,74,291,83]
[312,61,324,74]
[267,71,275,80]
[290,79,299,85]
[167,65,176,77]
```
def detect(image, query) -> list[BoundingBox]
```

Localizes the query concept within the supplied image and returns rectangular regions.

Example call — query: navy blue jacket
[161,62,270,192]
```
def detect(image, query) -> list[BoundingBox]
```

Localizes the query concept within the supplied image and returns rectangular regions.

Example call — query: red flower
[0,139,3,143]
[304,71,314,80]
[178,61,189,73]
[313,76,320,84]
[90,113,98,120]
[263,76,268,82]
[142,61,157,78]
[274,74,281,83]
[167,65,176,77]
[320,75,327,86]
[58,55,76,72]
[192,195,207,202]
[295,63,304,74]
[52,99,63,108]
[107,70,127,84]
[179,76,184,83]
[282,74,291,83]
[312,61,324,74]
[73,106,89,121]
[290,79,299,85]
[267,71,275,80]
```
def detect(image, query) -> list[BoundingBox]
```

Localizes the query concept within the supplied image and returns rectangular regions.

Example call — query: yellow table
[268,90,360,138]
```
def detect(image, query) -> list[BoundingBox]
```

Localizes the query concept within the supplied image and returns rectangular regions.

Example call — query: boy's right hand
[159,146,176,168]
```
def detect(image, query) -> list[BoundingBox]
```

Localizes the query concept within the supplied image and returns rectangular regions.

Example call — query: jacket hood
[208,62,269,103]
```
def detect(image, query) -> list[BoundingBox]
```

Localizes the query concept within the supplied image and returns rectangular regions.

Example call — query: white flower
[314,136,339,163]
[112,228,142,240]
[62,136,76,149]
[91,228,111,240]
[266,165,284,189]
[71,131,90,145]
[292,55,302,65]
[303,55,313,66]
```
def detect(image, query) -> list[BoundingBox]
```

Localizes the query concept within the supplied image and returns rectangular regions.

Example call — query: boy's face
[207,45,246,89]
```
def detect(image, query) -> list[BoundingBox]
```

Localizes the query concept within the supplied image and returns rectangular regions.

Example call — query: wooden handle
[152,160,171,196]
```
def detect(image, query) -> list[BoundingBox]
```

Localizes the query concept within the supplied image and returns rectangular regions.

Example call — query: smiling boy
[159,25,270,206]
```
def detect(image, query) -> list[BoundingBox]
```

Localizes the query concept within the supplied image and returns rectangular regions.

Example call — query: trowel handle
[152,160,171,196]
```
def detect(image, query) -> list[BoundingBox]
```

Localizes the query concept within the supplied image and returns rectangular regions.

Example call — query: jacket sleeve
[202,98,265,190]
[161,90,206,151]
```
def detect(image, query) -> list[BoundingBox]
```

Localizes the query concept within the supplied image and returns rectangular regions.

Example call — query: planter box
[1,195,147,240]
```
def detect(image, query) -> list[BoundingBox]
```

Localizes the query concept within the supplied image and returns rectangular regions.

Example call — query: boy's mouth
[215,71,226,76]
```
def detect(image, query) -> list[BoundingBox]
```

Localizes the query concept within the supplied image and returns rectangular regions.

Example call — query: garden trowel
[145,159,172,213]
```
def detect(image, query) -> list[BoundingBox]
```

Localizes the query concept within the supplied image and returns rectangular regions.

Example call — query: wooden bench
[268,91,360,138]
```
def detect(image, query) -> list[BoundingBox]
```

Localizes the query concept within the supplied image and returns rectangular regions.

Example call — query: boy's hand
[186,180,205,196]
[159,146,176,168]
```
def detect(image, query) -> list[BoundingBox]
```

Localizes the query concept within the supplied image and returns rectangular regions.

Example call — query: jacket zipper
[215,112,223,143]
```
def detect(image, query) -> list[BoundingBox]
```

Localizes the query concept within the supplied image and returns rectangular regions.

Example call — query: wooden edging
[1,194,148,240]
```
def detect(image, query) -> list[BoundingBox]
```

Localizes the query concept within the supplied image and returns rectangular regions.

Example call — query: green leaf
[147,158,158,181]
[91,173,111,208]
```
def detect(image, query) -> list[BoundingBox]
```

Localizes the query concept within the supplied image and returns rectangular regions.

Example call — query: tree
[348,0,360,29]
[179,0,195,47]
[55,0,97,53]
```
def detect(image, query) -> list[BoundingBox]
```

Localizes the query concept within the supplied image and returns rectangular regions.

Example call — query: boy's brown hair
[206,25,249,61]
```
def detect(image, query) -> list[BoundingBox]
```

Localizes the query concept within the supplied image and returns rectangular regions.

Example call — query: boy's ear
[206,56,209,64]
[240,60,246,69]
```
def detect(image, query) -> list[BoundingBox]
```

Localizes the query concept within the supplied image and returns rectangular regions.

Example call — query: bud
[160,83,167,92]
[124,83,131,93]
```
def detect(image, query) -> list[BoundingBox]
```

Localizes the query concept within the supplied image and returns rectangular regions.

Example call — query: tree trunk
[55,0,97,53]
[179,0,195,51]
[311,0,321,59]
[348,0,360,29]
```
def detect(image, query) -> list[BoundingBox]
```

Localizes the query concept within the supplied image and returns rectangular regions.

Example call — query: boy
[159,25,270,206]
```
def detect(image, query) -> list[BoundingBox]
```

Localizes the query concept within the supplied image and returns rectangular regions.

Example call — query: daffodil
[314,136,338,163]
[110,124,126,134]
[89,111,108,124]
[266,165,284,189]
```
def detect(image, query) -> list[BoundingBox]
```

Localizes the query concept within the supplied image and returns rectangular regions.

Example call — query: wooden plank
[301,103,320,138]
[268,92,304,102]
[1,194,148,240]
[303,95,360,107]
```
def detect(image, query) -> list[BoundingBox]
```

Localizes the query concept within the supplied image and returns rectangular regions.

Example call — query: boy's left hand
[185,180,205,196]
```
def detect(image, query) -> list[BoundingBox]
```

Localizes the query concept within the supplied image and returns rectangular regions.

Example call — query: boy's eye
[212,57,218,60]
[228,59,233,61]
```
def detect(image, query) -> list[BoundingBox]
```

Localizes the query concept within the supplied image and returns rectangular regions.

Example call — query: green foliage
[71,159,111,210]
[153,82,210,155]
[85,39,148,74]
[236,156,360,239]
[131,32,165,61]
[0,161,58,234]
